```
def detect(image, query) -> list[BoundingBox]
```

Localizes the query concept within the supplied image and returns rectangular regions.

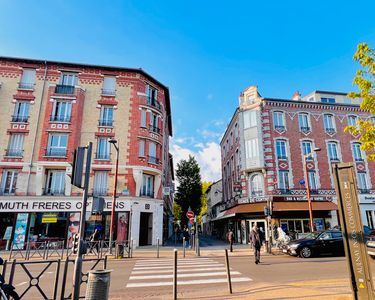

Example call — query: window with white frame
[243,110,257,129]
[321,97,335,104]
[99,106,113,126]
[19,69,36,89]
[301,141,313,160]
[298,113,310,132]
[150,113,159,133]
[96,137,110,159]
[276,140,287,159]
[51,100,72,122]
[47,134,68,157]
[60,72,77,86]
[141,174,154,197]
[308,171,317,191]
[45,170,65,195]
[327,142,339,161]
[0,170,18,195]
[357,172,369,192]
[102,76,116,96]
[278,170,290,191]
[245,138,259,159]
[146,85,158,107]
[13,101,30,122]
[273,111,285,130]
[149,142,157,164]
[139,139,145,157]
[7,134,24,157]
[250,174,263,196]
[352,143,363,161]
[93,171,108,196]
[348,115,358,127]
[323,114,336,133]
[140,109,147,127]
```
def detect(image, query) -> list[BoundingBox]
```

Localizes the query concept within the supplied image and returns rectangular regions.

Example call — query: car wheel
[300,246,312,258]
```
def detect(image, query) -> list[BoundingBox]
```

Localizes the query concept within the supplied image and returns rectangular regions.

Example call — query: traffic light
[71,147,85,188]
[72,233,79,254]
[264,207,270,216]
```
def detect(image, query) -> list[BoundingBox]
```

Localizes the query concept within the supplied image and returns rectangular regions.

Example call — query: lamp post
[108,138,119,253]
[303,147,321,232]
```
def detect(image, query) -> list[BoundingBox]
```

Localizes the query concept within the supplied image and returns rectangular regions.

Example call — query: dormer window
[321,97,335,104]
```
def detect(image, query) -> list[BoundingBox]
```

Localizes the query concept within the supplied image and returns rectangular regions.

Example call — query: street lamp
[303,147,321,232]
[108,138,119,253]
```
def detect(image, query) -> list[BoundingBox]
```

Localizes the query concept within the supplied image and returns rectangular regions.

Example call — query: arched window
[249,174,264,197]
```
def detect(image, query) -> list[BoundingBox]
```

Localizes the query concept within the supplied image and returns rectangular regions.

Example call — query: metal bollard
[157,238,160,258]
[225,249,232,294]
[197,237,200,257]
[173,249,177,300]
[85,270,112,300]
[182,237,185,258]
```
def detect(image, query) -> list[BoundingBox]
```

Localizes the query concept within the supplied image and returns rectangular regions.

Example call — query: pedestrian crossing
[126,257,252,288]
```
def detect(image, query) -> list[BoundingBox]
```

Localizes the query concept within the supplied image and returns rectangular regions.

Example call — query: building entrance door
[139,212,153,246]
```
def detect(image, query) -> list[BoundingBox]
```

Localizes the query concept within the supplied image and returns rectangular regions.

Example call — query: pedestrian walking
[89,228,100,253]
[227,228,234,252]
[183,228,190,248]
[249,225,264,264]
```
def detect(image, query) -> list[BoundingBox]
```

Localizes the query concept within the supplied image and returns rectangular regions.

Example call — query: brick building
[215,86,375,244]
[0,57,174,248]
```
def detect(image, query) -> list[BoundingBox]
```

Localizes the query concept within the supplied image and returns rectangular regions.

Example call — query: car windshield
[303,232,321,239]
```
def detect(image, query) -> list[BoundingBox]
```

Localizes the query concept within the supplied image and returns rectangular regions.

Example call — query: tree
[174,155,202,226]
[173,202,182,222]
[345,43,375,160]
[198,181,212,223]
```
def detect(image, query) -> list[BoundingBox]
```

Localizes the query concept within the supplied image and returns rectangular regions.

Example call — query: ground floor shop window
[280,218,325,238]
[366,210,375,229]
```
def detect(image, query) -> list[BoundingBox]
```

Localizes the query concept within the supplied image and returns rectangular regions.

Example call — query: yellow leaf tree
[198,181,212,223]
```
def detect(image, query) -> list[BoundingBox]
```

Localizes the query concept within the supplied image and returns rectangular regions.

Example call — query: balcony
[95,153,110,160]
[44,188,65,196]
[11,115,29,123]
[50,115,71,122]
[45,148,67,157]
[98,119,113,127]
[55,84,75,95]
[329,157,340,161]
[5,149,23,157]
[251,190,264,197]
[274,125,286,131]
[101,89,116,96]
[355,157,364,162]
[276,189,291,194]
[148,155,160,165]
[18,82,34,90]
[149,125,161,134]
[140,190,153,197]
[277,155,288,160]
[300,126,310,133]
[0,189,16,196]
[325,128,336,134]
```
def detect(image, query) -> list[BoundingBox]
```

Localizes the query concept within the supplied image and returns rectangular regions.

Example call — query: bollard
[197,237,200,257]
[157,238,160,258]
[85,270,112,300]
[225,249,232,294]
[173,249,177,300]
[182,237,185,258]
[131,239,134,258]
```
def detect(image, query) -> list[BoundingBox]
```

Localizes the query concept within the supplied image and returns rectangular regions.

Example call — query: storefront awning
[211,210,236,221]
[272,201,338,211]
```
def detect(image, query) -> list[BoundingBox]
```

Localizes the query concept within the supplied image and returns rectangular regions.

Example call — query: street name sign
[333,163,375,300]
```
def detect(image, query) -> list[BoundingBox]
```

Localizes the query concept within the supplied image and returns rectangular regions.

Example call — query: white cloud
[170,141,221,182]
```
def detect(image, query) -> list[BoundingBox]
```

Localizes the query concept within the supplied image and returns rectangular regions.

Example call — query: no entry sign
[186,211,194,219]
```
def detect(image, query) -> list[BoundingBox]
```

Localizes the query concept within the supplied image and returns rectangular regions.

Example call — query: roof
[0,56,173,135]
[263,97,360,108]
[314,90,348,96]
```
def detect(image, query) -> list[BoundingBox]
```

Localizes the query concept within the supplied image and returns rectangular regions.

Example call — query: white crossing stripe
[130,271,241,280]
[132,267,228,274]
[133,263,224,270]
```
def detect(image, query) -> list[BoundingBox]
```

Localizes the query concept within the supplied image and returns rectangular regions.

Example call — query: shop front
[358,194,375,229]
[0,197,164,249]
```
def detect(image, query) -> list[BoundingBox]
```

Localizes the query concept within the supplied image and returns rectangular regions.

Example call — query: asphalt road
[3,252,371,300]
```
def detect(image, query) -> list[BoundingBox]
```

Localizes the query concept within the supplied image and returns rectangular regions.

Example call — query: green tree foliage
[198,181,212,223]
[173,202,182,221]
[174,155,202,225]
[345,43,375,160]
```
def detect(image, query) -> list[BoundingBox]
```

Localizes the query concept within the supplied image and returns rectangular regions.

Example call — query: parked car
[283,230,344,258]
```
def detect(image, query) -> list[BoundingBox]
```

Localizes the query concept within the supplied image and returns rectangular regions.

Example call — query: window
[308,171,317,191]
[321,97,335,104]
[245,138,259,159]
[7,134,24,157]
[278,170,290,191]
[298,113,310,132]
[93,171,108,196]
[357,172,369,192]
[60,72,77,86]
[146,85,159,108]
[19,69,36,89]
[141,174,154,197]
[51,100,72,122]
[243,110,257,129]
[140,109,147,127]
[348,115,358,127]
[276,140,287,159]
[327,142,339,161]
[96,137,110,159]
[45,170,65,195]
[366,211,374,229]
[273,111,285,130]
[148,142,158,164]
[0,170,18,195]
[301,141,313,160]
[47,134,68,157]
[352,143,363,161]
[139,139,145,156]
[102,76,116,96]
[250,174,263,196]
[150,113,160,133]
[323,114,336,133]
[13,101,30,122]
[99,106,113,126]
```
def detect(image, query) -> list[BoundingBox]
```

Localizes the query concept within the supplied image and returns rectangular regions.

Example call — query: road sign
[186,211,194,219]
[189,218,194,224]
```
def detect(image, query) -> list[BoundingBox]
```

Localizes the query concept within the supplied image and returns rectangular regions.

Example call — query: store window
[45,170,65,195]
[0,170,18,195]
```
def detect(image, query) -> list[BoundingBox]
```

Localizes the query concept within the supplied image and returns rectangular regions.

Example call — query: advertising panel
[117,212,129,241]
[12,213,29,249]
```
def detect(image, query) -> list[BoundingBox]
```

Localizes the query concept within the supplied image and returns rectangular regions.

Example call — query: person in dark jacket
[183,228,190,248]
[227,228,234,252]
[249,225,264,264]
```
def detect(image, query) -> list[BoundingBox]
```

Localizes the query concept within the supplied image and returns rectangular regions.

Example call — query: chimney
[292,91,301,101]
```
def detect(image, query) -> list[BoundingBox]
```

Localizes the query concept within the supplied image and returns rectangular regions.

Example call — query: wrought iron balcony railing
[147,97,161,110]
[95,153,110,160]
[44,188,65,196]
[325,128,336,134]
[101,89,116,96]
[149,125,161,134]
[45,148,67,157]
[98,119,113,127]
[277,155,288,160]
[11,115,29,123]
[55,84,75,94]
[300,126,310,132]
[274,125,286,131]
[18,82,34,90]
[50,115,71,122]
[141,190,154,197]
[5,149,24,157]
[148,155,160,164]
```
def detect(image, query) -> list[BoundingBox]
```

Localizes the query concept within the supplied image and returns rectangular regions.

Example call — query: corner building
[216,86,375,243]
[0,57,173,248]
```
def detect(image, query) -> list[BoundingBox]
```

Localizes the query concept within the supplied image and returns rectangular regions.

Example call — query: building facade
[216,86,375,244]
[202,180,222,237]
[0,57,173,248]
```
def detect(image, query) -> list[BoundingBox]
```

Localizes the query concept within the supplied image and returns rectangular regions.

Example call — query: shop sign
[42,213,58,223]
[13,213,28,249]
[273,195,332,202]
[359,195,375,204]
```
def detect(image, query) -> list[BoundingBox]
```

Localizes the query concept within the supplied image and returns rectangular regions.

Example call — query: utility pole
[72,142,92,300]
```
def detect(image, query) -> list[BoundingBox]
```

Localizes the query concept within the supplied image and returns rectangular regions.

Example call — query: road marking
[15,281,28,287]
[135,260,218,267]
[133,263,224,270]
[131,267,229,274]
[135,258,212,263]
[130,271,241,280]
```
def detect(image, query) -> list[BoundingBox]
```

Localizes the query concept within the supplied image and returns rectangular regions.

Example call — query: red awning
[272,201,338,211]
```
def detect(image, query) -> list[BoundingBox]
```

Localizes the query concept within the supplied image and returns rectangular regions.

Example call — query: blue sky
[1,0,375,181]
